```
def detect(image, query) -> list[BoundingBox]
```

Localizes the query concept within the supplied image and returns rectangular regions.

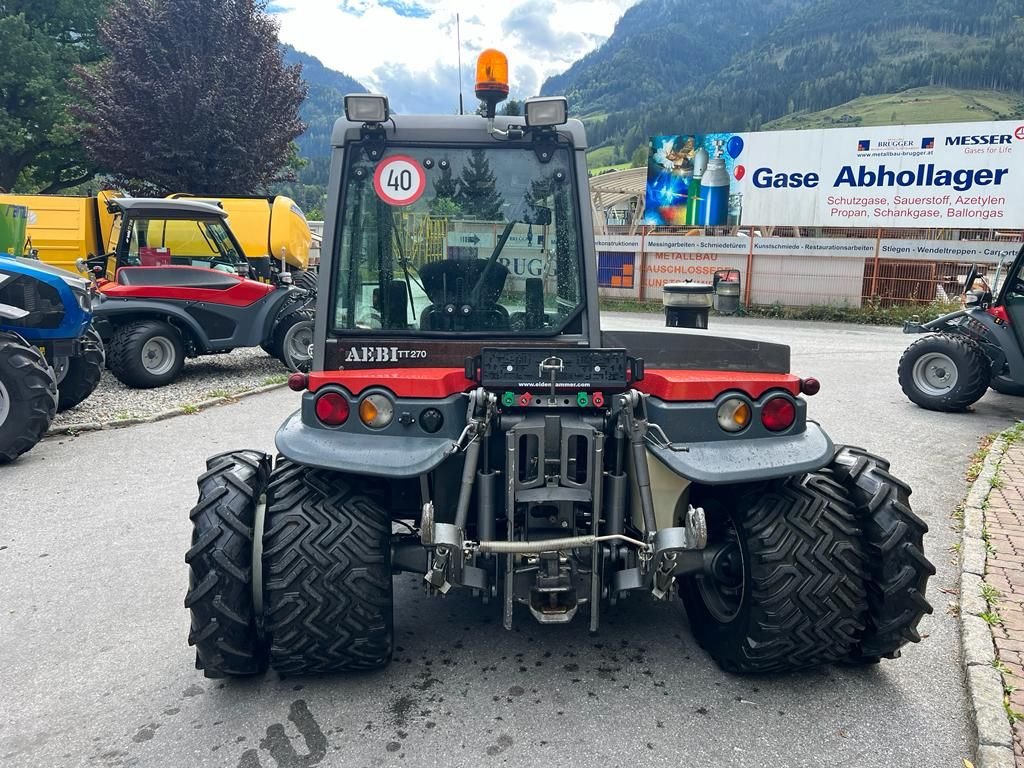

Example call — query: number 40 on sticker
[373,155,426,206]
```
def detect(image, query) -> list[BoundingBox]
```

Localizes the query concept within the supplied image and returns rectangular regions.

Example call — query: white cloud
[271,0,638,113]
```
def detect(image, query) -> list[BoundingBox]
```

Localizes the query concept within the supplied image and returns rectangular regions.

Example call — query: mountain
[275,44,367,218]
[541,0,1024,169]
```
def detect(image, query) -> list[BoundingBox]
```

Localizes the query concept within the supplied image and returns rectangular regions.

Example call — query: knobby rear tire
[829,446,934,662]
[185,450,271,678]
[262,461,394,675]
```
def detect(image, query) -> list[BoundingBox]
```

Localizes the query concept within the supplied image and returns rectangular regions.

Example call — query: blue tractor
[0,215,104,462]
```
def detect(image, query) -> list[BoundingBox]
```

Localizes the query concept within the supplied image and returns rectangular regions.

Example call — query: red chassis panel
[308,368,802,401]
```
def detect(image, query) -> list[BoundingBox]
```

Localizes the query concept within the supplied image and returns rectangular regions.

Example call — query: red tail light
[761,397,796,431]
[315,391,350,426]
[987,306,1010,324]
[801,377,821,396]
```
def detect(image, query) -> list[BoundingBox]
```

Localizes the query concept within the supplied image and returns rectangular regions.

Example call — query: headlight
[74,288,91,312]
[358,393,394,429]
[716,396,751,432]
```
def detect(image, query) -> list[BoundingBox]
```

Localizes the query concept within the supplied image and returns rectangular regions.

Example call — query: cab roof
[107,198,228,219]
[330,113,588,150]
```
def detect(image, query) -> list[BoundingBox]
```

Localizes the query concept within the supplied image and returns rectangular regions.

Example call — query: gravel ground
[51,347,290,429]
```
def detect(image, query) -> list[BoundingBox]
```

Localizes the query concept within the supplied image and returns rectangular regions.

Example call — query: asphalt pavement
[2,313,1021,768]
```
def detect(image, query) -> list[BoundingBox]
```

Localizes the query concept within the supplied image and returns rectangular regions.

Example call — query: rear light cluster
[313,389,444,433]
[715,392,798,434]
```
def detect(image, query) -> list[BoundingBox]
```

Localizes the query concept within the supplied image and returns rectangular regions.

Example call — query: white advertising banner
[878,240,1021,264]
[644,121,1024,229]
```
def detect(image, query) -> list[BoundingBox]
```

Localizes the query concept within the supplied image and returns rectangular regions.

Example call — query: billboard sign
[644,121,1024,228]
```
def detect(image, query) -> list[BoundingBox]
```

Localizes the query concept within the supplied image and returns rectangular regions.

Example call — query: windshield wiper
[470,220,515,307]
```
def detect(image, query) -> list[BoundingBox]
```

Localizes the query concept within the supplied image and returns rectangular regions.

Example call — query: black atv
[900,244,1024,411]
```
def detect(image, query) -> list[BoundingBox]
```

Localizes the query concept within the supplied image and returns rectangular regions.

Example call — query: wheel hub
[696,523,745,623]
[141,337,175,375]
[912,351,958,396]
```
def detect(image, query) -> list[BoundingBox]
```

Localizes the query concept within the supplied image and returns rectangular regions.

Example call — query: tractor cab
[85,198,250,283]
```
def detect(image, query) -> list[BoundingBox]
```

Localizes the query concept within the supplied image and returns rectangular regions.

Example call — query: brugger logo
[344,346,428,363]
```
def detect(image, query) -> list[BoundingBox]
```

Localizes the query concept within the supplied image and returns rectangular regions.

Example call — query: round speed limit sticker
[373,155,426,207]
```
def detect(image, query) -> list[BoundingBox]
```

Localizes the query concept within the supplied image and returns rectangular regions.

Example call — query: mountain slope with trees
[274,44,366,218]
[542,0,1024,166]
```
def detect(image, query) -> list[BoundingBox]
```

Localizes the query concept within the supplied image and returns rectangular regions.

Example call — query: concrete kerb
[45,382,289,437]
[960,433,1015,768]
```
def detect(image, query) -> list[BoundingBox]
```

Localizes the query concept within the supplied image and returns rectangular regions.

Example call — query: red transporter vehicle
[185,51,934,678]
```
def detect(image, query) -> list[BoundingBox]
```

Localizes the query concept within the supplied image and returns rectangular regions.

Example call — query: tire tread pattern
[830,445,935,660]
[685,471,868,674]
[57,326,104,411]
[263,461,393,675]
[185,450,270,677]
[0,334,57,464]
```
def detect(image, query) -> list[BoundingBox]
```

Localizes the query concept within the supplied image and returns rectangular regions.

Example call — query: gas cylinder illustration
[685,145,709,225]
[696,139,729,227]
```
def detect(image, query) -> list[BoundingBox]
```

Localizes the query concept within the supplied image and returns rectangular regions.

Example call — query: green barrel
[0,203,27,257]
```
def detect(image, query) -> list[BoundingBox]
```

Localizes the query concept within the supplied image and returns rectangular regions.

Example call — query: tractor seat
[116,266,241,290]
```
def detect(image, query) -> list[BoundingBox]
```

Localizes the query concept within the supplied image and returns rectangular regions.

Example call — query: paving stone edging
[961,433,1015,768]
[46,382,288,437]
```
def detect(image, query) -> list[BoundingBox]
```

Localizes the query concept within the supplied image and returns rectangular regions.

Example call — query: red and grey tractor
[82,199,314,388]
[900,244,1024,411]
[185,52,934,678]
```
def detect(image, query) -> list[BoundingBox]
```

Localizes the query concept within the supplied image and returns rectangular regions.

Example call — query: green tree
[429,163,462,217]
[74,0,307,194]
[0,0,105,192]
[499,99,522,116]
[630,146,648,167]
[455,150,504,220]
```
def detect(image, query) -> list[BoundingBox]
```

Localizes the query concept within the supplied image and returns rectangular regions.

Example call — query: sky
[269,0,640,114]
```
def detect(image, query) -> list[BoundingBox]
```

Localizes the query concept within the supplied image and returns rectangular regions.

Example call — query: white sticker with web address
[373,155,426,206]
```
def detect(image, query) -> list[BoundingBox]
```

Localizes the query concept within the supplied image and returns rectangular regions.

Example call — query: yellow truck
[0,191,312,277]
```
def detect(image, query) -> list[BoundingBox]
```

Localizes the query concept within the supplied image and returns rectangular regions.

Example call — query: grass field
[763,86,1024,130]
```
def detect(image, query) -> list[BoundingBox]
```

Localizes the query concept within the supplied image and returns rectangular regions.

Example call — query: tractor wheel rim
[53,356,69,385]
[141,337,176,376]
[0,379,9,426]
[912,351,958,396]
[284,323,313,369]
[696,520,745,623]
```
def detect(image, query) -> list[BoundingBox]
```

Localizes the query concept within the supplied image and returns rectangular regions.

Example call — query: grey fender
[274,390,468,478]
[647,421,835,485]
[92,297,212,350]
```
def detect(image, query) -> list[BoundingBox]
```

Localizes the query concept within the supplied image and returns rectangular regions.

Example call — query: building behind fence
[596,226,1024,308]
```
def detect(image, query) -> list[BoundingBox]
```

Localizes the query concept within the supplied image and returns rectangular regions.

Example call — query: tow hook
[650,505,708,600]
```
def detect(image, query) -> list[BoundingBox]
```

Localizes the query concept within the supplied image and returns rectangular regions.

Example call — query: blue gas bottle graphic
[696,138,729,227]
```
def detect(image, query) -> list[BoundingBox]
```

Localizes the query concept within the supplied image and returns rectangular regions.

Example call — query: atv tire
[0,334,57,464]
[263,461,394,674]
[829,446,934,662]
[681,471,868,674]
[990,375,1024,397]
[57,326,105,411]
[272,311,313,373]
[898,334,989,412]
[185,450,271,678]
[109,319,185,389]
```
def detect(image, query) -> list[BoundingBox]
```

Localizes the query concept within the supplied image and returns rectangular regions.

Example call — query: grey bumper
[648,422,834,485]
[275,409,459,478]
